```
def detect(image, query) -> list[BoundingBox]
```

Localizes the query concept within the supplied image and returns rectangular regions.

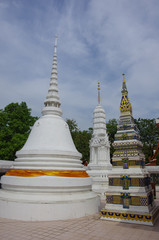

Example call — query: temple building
[87,82,112,199]
[100,74,159,225]
[0,38,99,221]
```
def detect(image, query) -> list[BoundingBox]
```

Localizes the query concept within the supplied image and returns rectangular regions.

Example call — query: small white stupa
[0,38,99,221]
[87,82,112,198]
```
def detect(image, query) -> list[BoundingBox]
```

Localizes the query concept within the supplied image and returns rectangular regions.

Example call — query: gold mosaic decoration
[100,210,153,223]
[112,161,123,166]
[105,195,148,206]
[108,176,146,188]
[113,195,121,204]
[120,74,132,113]
[113,149,139,157]
[131,197,140,206]
[113,178,121,186]
[131,178,140,186]
[120,95,132,113]
[112,159,142,167]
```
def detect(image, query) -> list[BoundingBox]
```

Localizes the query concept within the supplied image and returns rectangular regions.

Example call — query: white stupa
[0,38,99,221]
[87,82,112,198]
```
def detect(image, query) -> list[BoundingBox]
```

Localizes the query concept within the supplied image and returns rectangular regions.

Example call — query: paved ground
[0,194,159,240]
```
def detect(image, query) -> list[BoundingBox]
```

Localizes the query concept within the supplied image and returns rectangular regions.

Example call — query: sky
[0,0,159,130]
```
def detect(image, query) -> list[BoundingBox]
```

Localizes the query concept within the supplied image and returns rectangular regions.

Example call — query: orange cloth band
[5,169,89,178]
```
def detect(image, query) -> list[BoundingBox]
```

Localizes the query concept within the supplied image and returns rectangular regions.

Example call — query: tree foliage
[66,119,78,133]
[106,119,118,143]
[73,130,92,162]
[106,119,118,160]
[134,118,159,163]
[66,119,92,162]
[134,118,159,145]
[0,102,38,160]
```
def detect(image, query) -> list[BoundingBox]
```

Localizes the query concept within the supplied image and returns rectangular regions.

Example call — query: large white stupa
[87,82,112,198]
[0,38,99,221]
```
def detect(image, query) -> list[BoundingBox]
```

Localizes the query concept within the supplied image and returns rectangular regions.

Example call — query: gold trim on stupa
[5,169,89,178]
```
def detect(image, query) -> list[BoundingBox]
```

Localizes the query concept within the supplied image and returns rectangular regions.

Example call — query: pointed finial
[54,36,58,53]
[98,81,100,104]
[122,73,125,83]
[42,36,62,116]
[122,73,127,91]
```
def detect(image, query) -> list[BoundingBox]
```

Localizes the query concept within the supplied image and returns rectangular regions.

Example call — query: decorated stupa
[87,82,112,198]
[0,38,99,221]
[100,74,159,225]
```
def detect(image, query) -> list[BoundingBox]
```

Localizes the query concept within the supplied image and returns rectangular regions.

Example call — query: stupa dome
[19,116,78,153]
[15,115,82,170]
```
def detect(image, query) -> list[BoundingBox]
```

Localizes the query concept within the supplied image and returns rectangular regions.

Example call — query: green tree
[0,102,38,160]
[106,119,118,143]
[66,118,78,133]
[106,119,118,160]
[66,118,80,149]
[66,119,92,162]
[134,118,159,163]
[73,130,92,162]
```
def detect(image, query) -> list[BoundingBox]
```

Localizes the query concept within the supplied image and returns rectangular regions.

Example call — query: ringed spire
[42,36,62,116]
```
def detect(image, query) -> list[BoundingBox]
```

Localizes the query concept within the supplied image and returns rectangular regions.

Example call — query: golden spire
[98,82,100,104]
[123,73,125,83]
[122,73,127,91]
[120,74,132,114]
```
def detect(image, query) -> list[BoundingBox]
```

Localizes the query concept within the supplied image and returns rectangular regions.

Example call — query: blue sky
[0,0,159,130]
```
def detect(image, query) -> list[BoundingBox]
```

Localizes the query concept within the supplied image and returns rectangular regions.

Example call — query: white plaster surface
[1,175,92,192]
[0,190,99,221]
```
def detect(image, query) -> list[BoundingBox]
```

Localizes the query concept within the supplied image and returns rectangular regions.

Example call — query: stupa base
[0,175,99,221]
[100,207,159,226]
[87,169,111,199]
[90,180,108,200]
[0,189,99,221]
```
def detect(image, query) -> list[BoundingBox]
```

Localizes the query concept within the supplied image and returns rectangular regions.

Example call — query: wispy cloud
[0,0,159,129]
